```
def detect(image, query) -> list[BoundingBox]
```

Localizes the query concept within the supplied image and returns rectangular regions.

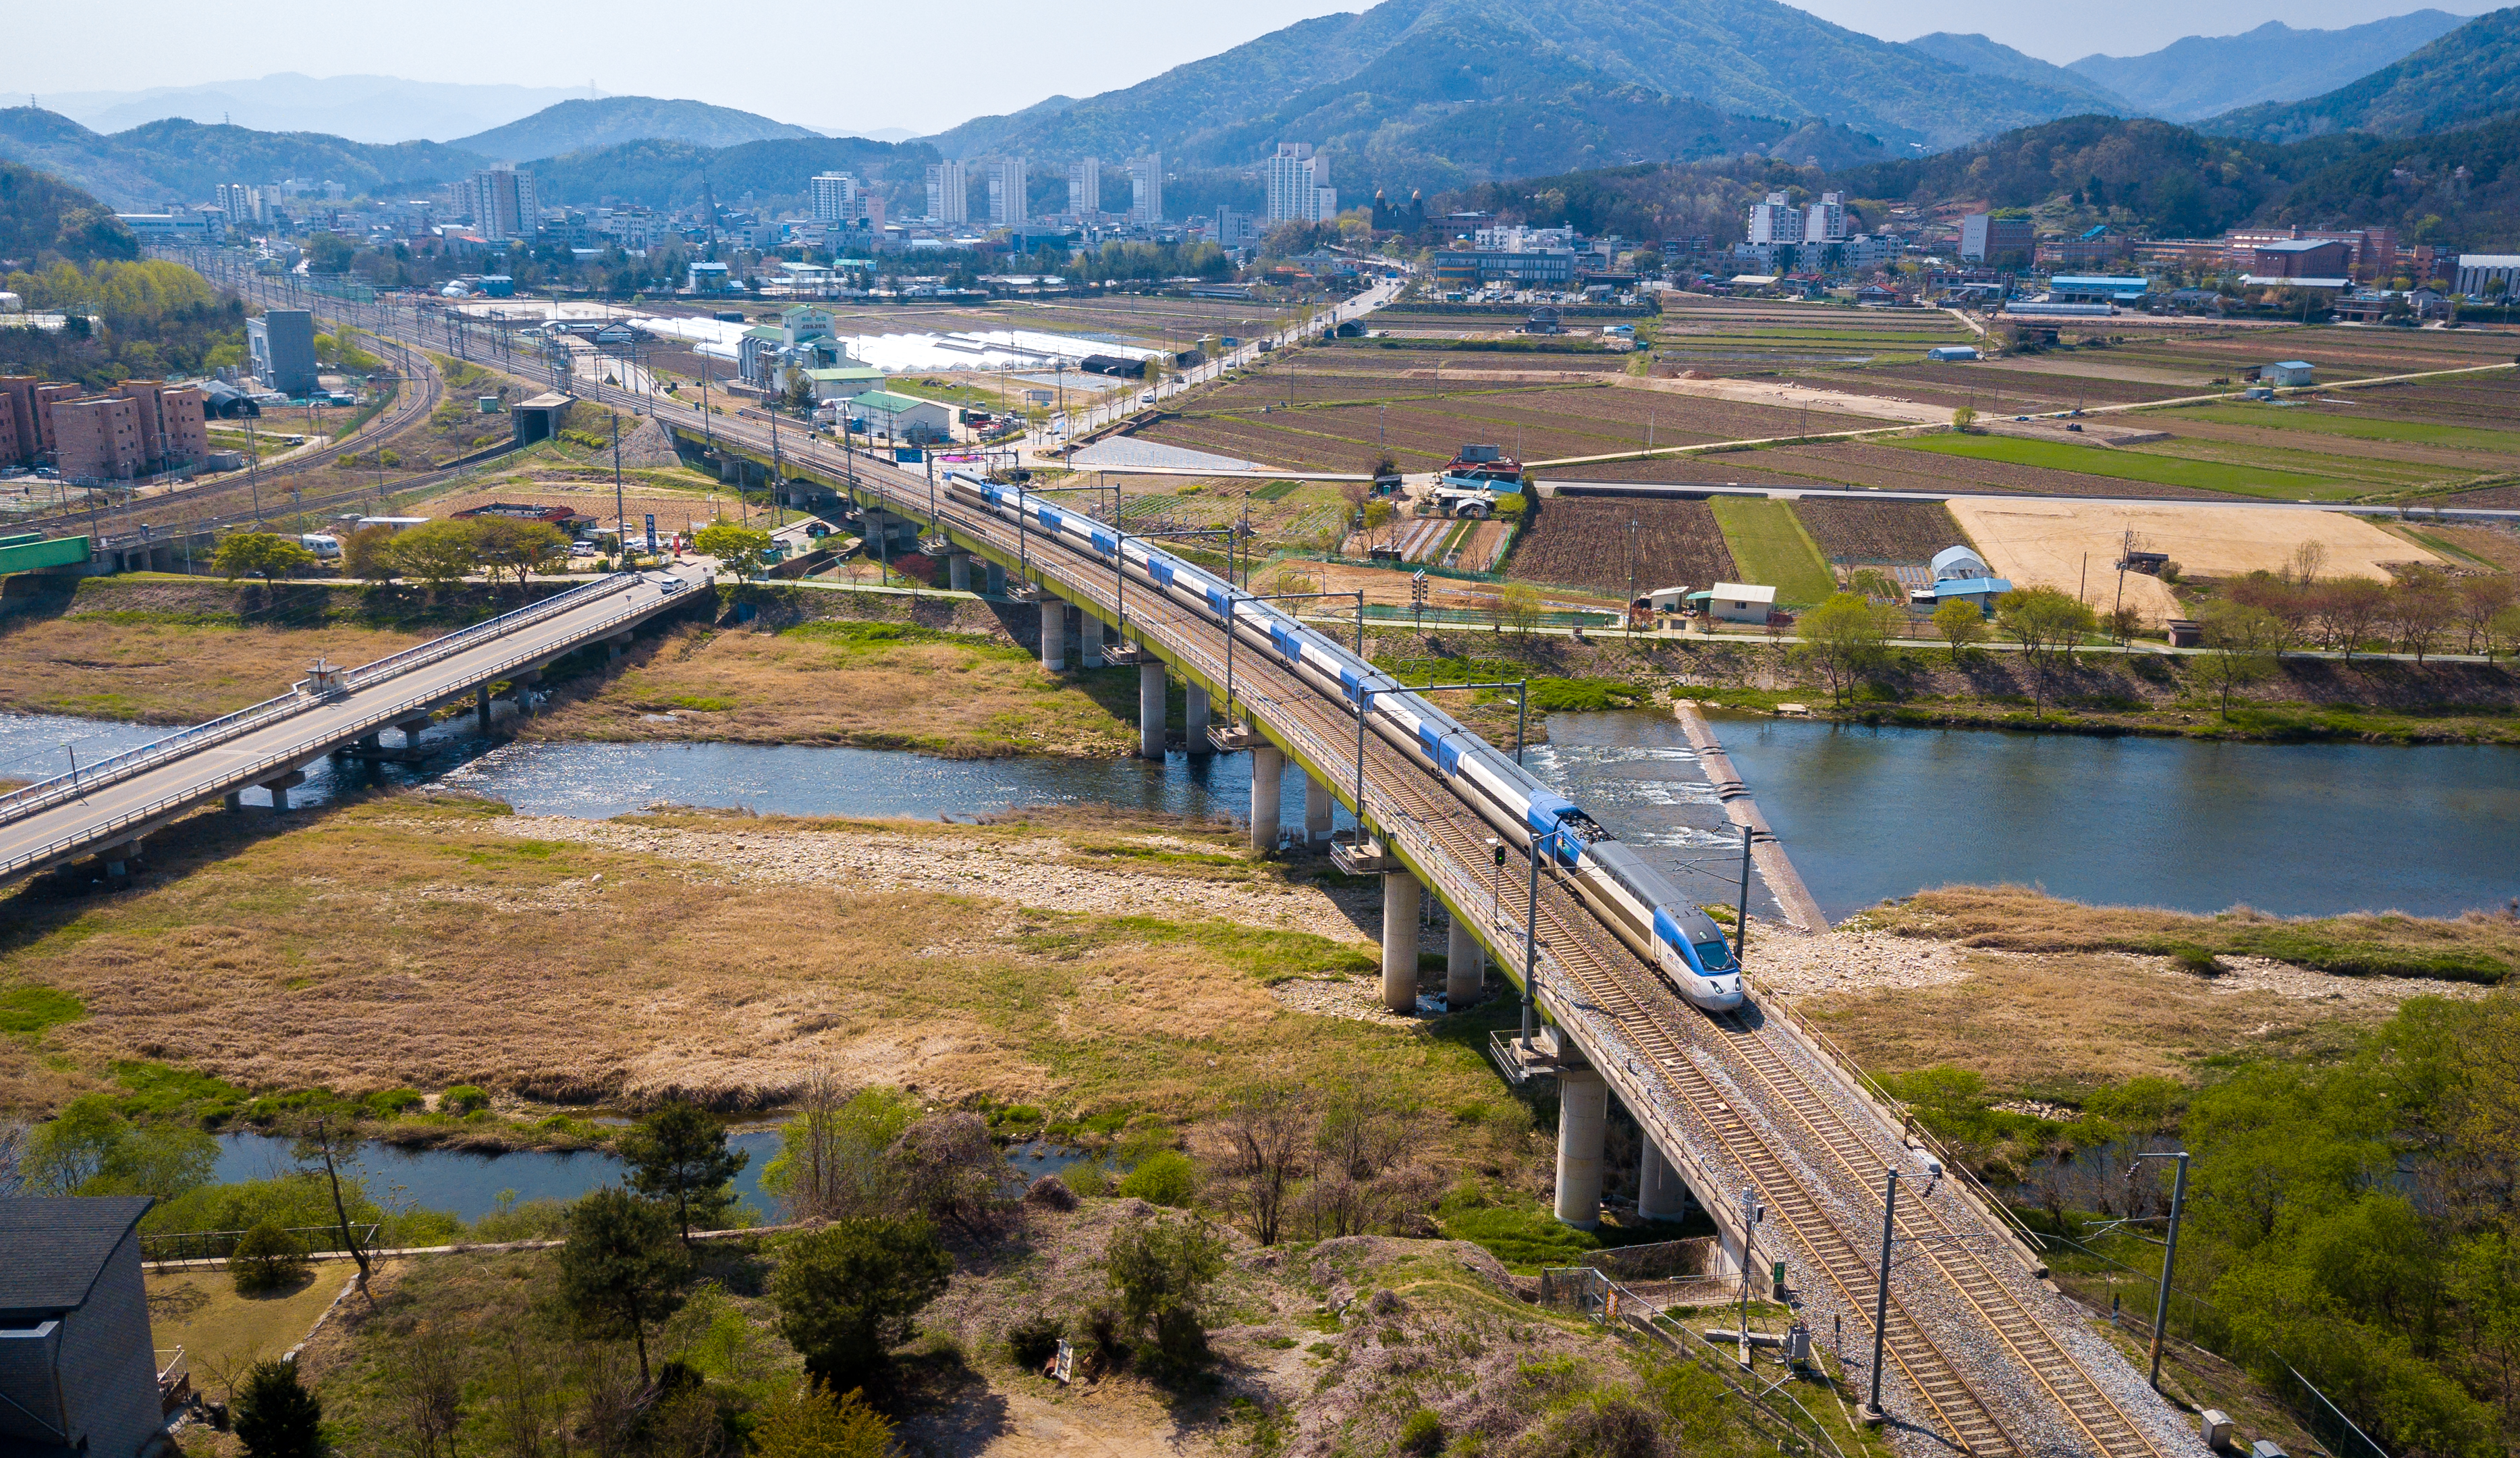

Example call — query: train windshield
[1695,939,1736,971]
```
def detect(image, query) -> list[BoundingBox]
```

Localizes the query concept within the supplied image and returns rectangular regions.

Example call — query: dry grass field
[526,618,1145,757]
[1790,498,1967,563]
[0,794,1513,1120]
[146,1266,360,1381]
[0,614,436,723]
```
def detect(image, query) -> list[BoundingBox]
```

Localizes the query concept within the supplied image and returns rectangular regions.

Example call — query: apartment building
[810,173,858,225]
[1265,144,1337,225]
[925,161,968,225]
[1068,157,1100,218]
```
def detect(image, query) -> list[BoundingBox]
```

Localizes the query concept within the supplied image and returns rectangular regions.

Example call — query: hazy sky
[5,0,2496,135]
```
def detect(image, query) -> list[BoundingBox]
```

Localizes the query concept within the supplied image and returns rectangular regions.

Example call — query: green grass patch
[665,695,734,711]
[1012,911,1376,985]
[1437,1189,1602,1270]
[1892,432,2355,499]
[2177,404,2520,453]
[1708,497,1836,605]
[1527,676,1647,711]
[1250,480,1303,501]
[0,985,84,1035]
[111,1060,249,1125]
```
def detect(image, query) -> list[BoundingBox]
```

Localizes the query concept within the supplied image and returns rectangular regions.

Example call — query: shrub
[1008,1312,1064,1369]
[1116,1150,1199,1208]
[1105,1216,1226,1373]
[230,1221,308,1295]
[231,1359,323,1457]
[2167,944,2225,976]
[1400,1407,1446,1455]
[750,1382,896,1458]
[442,1085,490,1114]
[364,1087,425,1118]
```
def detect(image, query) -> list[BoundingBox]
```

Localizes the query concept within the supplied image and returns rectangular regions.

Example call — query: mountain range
[0,107,491,209]
[2067,11,2469,122]
[2203,6,2520,142]
[920,0,2117,196]
[29,74,601,146]
[451,97,819,161]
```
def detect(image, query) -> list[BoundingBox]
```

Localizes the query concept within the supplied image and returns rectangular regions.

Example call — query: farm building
[1932,545,1992,581]
[846,390,953,443]
[1692,582,1777,624]
[2262,360,2314,387]
[1925,346,1981,362]
[1921,575,2012,616]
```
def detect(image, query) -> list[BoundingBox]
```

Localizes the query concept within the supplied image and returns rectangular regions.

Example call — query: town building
[2262,360,2315,386]
[688,261,732,293]
[1215,207,1261,248]
[2048,276,2151,304]
[2455,253,2520,296]
[247,308,319,396]
[0,1197,165,1458]
[215,182,271,225]
[739,305,854,393]
[461,164,539,241]
[1130,154,1165,226]
[2248,238,2351,278]
[1959,214,2035,265]
[810,173,858,225]
[925,161,969,225]
[1747,192,1804,246]
[1697,582,1778,625]
[1067,157,1100,218]
[1805,191,1848,244]
[1265,143,1336,225]
[988,159,1029,227]
[1431,248,1574,286]
[112,210,225,244]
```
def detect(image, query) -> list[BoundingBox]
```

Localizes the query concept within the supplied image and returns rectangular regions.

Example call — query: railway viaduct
[46,268,2193,1458]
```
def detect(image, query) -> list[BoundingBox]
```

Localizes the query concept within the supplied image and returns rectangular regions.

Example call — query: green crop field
[2171,405,2520,453]
[1709,497,1836,605]
[1892,433,2363,500]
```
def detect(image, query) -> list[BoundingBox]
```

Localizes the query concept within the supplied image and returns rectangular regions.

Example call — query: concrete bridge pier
[223,791,243,813]
[1637,1138,1691,1224]
[606,631,632,662]
[475,684,492,732]
[1039,598,1067,672]
[1447,914,1485,1006]
[985,560,1006,597]
[1080,616,1105,668]
[1138,662,1166,759]
[948,553,971,593]
[394,716,433,751]
[103,838,142,880]
[262,770,308,813]
[1304,774,1333,849]
[1555,1061,1609,1229]
[1381,872,1423,1013]
[1249,743,1283,852]
[1184,684,1210,753]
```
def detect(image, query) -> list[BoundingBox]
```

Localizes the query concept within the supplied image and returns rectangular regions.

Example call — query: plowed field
[1508,497,1738,595]
[1791,498,1968,562]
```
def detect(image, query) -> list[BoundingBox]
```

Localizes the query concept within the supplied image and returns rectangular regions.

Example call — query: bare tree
[892,1111,1016,1235]
[0,1113,27,1197]
[485,1329,559,1458]
[2387,567,2457,663]
[2315,578,2391,659]
[1215,1083,1314,1246]
[2454,576,2518,655]
[388,1323,467,1458]
[2289,539,2328,589]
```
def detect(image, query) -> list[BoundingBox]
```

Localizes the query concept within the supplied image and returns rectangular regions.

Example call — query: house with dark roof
[0,1197,167,1456]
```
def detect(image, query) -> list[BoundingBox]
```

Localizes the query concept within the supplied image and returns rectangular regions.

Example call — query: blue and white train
[944,473,1744,1013]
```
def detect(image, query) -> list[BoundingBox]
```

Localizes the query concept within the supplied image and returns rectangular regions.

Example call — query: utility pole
[2131,1150,2193,1392]
[611,413,626,564]
[1734,824,1753,962]
[1861,1167,1900,1423]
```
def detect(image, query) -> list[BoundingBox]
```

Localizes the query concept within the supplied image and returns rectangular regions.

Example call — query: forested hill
[0,162,138,267]
[529,135,939,213]
[2264,111,2520,250]
[1827,116,2382,237]
[0,108,489,209]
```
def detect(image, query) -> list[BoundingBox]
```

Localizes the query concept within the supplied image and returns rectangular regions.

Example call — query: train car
[938,472,1742,1010]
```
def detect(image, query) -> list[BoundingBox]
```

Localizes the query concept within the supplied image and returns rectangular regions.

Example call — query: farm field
[1506,496,1737,596]
[1949,497,2445,626]
[1710,497,1836,605]
[2173,402,2520,453]
[1790,497,1969,564]
[1558,439,2230,499]
[1892,433,2367,500]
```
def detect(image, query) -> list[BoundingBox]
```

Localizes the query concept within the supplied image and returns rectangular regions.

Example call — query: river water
[13,701,2514,1218]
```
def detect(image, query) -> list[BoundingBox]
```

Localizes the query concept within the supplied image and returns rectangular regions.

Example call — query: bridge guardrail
[0,580,678,879]
[0,574,637,828]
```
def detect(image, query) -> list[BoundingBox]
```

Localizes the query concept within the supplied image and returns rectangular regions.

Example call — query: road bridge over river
[110,273,2193,1458]
[0,569,704,882]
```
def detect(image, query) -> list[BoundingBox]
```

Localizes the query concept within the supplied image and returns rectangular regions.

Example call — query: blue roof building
[2049,275,2151,302]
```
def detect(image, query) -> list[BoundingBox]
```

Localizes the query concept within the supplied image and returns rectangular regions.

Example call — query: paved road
[0,568,705,880]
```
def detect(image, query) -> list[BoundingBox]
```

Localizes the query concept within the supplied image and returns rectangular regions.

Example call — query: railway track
[1712,1013,2167,1458]
[304,317,2176,1458]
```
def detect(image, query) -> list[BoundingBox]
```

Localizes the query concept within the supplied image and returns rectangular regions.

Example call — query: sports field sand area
[1947,500,2444,625]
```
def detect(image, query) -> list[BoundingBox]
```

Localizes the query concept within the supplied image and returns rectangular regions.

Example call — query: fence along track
[1711,1013,2168,1458]
[907,493,2021,1458]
